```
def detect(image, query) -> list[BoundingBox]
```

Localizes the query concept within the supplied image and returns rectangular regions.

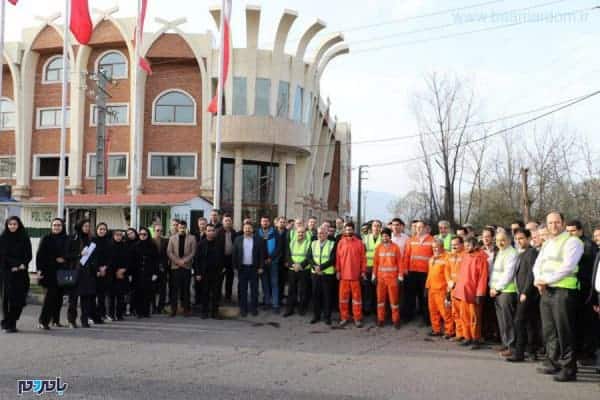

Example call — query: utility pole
[520,167,532,222]
[95,70,110,195]
[357,165,368,231]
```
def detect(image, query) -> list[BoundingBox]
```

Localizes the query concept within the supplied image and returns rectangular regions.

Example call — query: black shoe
[116,317,124,321]
[68,322,78,329]
[506,355,525,363]
[310,318,320,324]
[460,340,473,347]
[470,341,483,350]
[251,310,259,316]
[394,322,401,330]
[273,308,280,315]
[81,323,91,328]
[537,366,560,375]
[376,321,384,328]
[4,327,17,333]
[299,309,306,316]
[428,331,442,337]
[201,313,209,320]
[38,323,51,331]
[325,318,332,325]
[553,371,576,382]
[283,311,294,318]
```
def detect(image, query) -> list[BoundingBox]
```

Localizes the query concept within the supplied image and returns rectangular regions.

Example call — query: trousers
[495,292,517,348]
[376,277,400,324]
[312,273,334,320]
[460,301,483,341]
[428,289,453,334]
[339,279,362,322]
[540,287,578,374]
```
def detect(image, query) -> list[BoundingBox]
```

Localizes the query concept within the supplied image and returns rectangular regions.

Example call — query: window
[43,56,66,83]
[232,77,247,115]
[149,154,196,178]
[0,99,16,130]
[0,156,16,178]
[87,154,128,178]
[153,90,196,124]
[97,51,128,80]
[37,107,70,129]
[293,86,304,122]
[241,161,279,222]
[276,81,289,117]
[304,93,313,125]
[90,104,129,126]
[254,78,271,116]
[34,155,69,178]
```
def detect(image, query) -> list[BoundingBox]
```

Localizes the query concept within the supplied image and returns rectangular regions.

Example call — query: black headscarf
[94,222,112,267]
[1,216,27,245]
[1,216,32,268]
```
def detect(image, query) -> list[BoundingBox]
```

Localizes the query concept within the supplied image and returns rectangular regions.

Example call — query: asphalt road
[1,305,598,400]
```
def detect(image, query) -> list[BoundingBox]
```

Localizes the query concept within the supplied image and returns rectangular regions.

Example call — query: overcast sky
[5,0,600,199]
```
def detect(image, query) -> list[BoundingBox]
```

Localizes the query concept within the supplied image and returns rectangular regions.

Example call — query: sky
[4,0,600,206]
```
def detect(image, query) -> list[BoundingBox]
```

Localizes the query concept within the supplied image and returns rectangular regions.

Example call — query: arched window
[43,56,64,83]
[153,90,196,125]
[0,98,16,130]
[97,51,128,79]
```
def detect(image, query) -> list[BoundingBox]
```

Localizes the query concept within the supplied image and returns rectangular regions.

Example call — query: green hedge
[26,227,52,238]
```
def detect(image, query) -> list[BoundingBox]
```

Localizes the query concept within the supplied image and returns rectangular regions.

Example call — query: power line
[347,0,570,47]
[350,5,596,54]
[358,88,600,168]
[306,90,594,148]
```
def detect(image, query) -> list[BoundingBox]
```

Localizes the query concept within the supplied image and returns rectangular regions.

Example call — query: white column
[278,160,287,217]
[233,149,243,230]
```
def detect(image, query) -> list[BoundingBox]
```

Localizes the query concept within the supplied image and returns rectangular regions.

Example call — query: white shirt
[533,233,584,285]
[391,232,409,257]
[595,264,600,292]
[490,247,518,291]
[242,237,254,265]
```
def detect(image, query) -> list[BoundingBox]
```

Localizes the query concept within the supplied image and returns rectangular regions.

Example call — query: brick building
[0,6,351,232]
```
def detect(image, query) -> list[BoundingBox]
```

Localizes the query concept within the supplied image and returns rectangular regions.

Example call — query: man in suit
[591,227,600,373]
[232,222,266,317]
[167,220,197,317]
[507,228,540,362]
[216,214,238,303]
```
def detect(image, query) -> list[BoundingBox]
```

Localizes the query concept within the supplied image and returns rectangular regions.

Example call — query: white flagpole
[0,0,6,129]
[212,0,226,210]
[130,0,141,229]
[57,0,70,218]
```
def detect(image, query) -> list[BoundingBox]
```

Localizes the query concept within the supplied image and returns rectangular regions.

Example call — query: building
[0,5,351,232]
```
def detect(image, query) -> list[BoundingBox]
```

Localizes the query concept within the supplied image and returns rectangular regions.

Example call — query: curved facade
[0,5,351,230]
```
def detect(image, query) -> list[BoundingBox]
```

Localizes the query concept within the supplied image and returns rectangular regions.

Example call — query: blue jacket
[257,227,277,258]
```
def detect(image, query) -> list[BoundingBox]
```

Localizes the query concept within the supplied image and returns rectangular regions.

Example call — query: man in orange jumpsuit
[336,222,367,328]
[426,239,452,337]
[372,228,403,329]
[453,237,489,350]
[445,236,465,340]
[402,220,434,324]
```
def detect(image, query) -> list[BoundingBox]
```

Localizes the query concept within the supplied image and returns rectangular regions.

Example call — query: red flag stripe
[8,0,18,5]
[208,1,232,114]
[137,0,152,75]
[70,0,93,45]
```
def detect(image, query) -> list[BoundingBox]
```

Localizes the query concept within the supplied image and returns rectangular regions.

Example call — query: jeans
[270,260,280,309]
[260,263,271,306]
[238,265,258,314]
[170,269,191,313]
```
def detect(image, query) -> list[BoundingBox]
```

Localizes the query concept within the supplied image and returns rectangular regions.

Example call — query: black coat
[591,252,600,306]
[216,228,240,259]
[36,232,68,288]
[0,232,32,305]
[515,247,538,299]
[67,233,97,296]
[109,241,130,295]
[578,236,597,296]
[194,239,223,278]
[232,235,266,270]
[131,240,159,289]
[94,235,113,287]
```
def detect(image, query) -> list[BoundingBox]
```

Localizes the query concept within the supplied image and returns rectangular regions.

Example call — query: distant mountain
[350,190,397,223]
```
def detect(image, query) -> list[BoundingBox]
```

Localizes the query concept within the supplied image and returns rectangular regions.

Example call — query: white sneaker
[105,316,114,322]
[88,318,94,325]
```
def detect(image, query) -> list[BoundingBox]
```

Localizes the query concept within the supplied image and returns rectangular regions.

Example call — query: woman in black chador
[66,219,97,328]
[36,218,68,329]
[0,216,32,333]
[131,227,159,318]
[93,223,112,322]
[108,230,129,321]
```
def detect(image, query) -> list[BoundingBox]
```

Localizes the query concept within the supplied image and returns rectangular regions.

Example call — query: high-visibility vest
[289,238,311,270]
[436,233,453,252]
[311,240,335,275]
[490,247,518,293]
[538,232,580,289]
[363,234,382,268]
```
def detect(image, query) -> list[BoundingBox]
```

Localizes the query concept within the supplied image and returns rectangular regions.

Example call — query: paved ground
[1,304,598,400]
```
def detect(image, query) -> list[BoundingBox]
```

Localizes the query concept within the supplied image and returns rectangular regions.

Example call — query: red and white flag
[207,0,232,114]
[70,0,92,45]
[8,0,18,5]
[137,0,152,74]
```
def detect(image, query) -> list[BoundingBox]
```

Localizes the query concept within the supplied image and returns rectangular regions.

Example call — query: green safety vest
[289,238,311,270]
[436,234,453,252]
[490,247,518,293]
[538,232,580,289]
[363,234,382,268]
[311,240,335,275]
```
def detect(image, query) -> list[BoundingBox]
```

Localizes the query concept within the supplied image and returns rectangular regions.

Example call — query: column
[278,160,287,217]
[233,149,243,230]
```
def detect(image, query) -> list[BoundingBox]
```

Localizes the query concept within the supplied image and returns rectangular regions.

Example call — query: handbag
[56,269,79,288]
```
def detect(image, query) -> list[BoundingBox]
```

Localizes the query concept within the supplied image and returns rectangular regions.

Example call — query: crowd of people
[1,210,599,383]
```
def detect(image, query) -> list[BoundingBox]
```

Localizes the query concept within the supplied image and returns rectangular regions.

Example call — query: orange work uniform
[445,251,464,338]
[453,250,489,341]
[403,234,434,273]
[426,253,453,335]
[336,235,366,322]
[373,242,403,324]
